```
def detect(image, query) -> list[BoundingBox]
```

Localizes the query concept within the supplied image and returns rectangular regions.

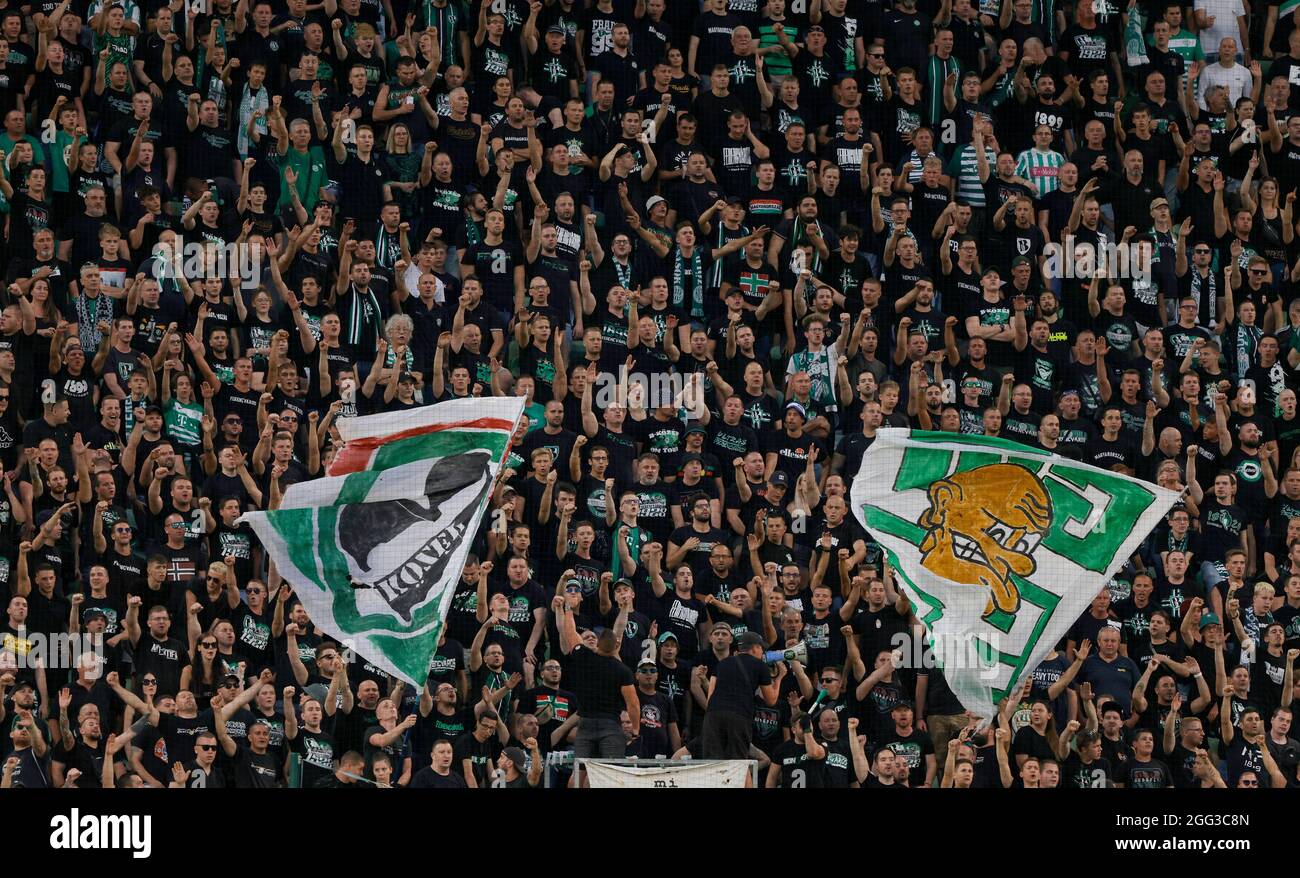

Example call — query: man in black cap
[701,630,783,761]
[494,741,543,787]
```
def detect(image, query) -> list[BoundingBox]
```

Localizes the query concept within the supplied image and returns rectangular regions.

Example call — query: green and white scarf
[672,247,703,319]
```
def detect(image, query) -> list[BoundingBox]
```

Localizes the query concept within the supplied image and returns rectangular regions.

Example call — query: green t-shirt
[277,144,329,214]
[47,131,78,194]
[1154,27,1205,66]
[165,398,204,447]
[523,401,545,433]
[756,24,798,77]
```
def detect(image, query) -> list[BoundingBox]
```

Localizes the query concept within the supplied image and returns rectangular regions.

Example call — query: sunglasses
[1193,248,1211,254]
[207,576,223,582]
[200,641,217,648]
[1249,268,1267,275]
[197,744,217,751]
[637,667,657,674]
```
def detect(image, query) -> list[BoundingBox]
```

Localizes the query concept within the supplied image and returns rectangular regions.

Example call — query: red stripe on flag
[327,417,516,476]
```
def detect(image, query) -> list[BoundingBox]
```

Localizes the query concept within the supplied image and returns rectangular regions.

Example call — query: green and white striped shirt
[1015,148,1065,197]
[923,55,963,126]
[947,145,997,207]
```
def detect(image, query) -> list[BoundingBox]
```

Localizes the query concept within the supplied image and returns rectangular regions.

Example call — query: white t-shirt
[1197,60,1253,109]
[1193,0,1245,57]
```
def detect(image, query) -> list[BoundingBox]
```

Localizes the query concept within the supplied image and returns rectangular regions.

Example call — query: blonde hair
[1254,583,1275,599]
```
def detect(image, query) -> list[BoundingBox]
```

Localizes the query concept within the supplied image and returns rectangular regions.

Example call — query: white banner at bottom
[581,760,751,788]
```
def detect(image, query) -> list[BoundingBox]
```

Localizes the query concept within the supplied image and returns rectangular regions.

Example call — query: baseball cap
[11,679,34,692]
[1199,611,1222,629]
[646,195,666,211]
[397,372,416,384]
[1011,255,1032,268]
[82,608,107,622]
[637,657,657,669]
[712,620,733,632]
[656,631,678,644]
[890,699,914,711]
[1150,197,1170,211]
[563,577,582,592]
[981,266,1001,278]
[684,424,707,436]
[735,631,765,650]
[785,401,807,419]
[681,452,704,466]
[614,577,635,590]
[770,471,790,487]
[304,683,330,703]
[545,23,565,34]
[501,746,528,767]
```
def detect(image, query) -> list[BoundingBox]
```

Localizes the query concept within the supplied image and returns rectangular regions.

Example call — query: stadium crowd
[0,0,1298,791]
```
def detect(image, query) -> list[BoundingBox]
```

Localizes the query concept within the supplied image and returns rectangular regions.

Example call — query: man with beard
[51,698,114,787]
[668,494,731,582]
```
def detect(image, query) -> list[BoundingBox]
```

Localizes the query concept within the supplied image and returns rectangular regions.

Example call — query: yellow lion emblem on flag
[917,463,1053,617]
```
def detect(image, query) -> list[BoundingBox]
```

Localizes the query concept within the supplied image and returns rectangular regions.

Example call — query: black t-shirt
[1120,756,1173,788]
[232,744,281,788]
[566,644,634,720]
[879,726,934,787]
[410,766,469,788]
[771,736,825,787]
[452,731,502,787]
[133,633,187,697]
[709,653,771,720]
